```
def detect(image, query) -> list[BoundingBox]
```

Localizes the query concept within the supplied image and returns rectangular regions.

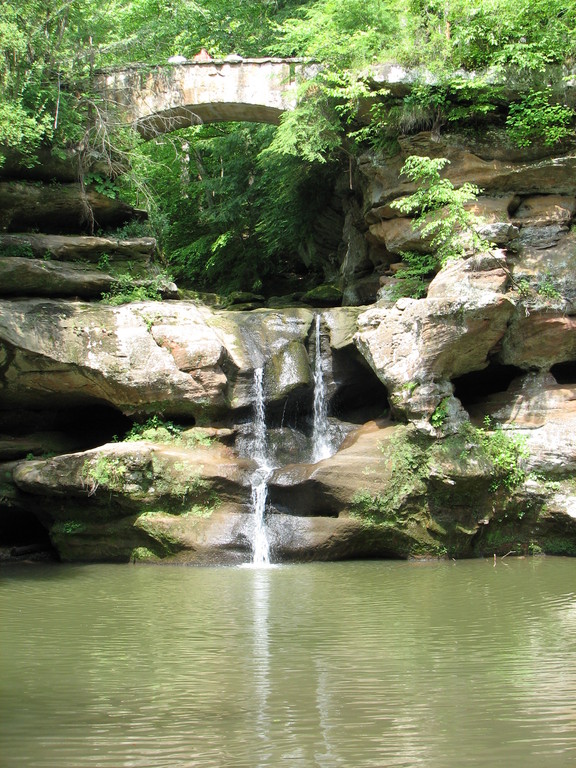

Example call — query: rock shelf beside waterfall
[3,132,576,562]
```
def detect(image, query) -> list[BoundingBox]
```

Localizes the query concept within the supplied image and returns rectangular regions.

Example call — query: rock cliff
[2,132,576,563]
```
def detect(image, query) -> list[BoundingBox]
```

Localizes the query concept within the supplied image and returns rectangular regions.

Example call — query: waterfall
[250,367,272,566]
[311,314,333,463]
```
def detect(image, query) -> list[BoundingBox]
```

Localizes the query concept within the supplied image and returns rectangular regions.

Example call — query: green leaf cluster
[137,122,336,293]
[122,416,213,448]
[391,251,438,299]
[400,0,576,73]
[430,397,451,429]
[391,155,487,266]
[272,0,401,68]
[81,454,127,494]
[124,416,183,443]
[100,274,164,305]
[506,91,574,148]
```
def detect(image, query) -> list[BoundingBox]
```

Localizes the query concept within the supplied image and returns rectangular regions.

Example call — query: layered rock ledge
[2,130,576,563]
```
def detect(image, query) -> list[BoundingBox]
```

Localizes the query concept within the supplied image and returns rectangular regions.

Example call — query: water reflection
[252,567,271,766]
[2,559,576,767]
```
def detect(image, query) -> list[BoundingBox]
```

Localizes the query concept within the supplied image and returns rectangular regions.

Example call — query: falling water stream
[250,367,272,565]
[249,318,336,564]
[311,313,333,463]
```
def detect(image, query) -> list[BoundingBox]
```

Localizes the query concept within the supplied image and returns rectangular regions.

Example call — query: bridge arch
[96,58,312,139]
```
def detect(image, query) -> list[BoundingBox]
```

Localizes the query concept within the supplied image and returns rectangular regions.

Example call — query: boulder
[499,306,576,370]
[0,300,232,418]
[301,284,343,307]
[0,256,116,298]
[468,373,576,473]
[368,217,430,254]
[426,252,510,299]
[269,420,394,517]
[10,440,254,562]
[355,260,515,425]
[0,299,322,418]
[511,195,576,227]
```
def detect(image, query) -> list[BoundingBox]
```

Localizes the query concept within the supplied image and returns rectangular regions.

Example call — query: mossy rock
[224,291,266,307]
[301,284,343,307]
[267,294,306,309]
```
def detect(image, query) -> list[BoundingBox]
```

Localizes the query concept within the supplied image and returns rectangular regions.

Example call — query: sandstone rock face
[499,308,576,369]
[0,301,378,421]
[469,374,576,473]
[357,133,576,214]
[0,234,165,299]
[0,302,290,418]
[368,217,431,254]
[0,182,144,233]
[0,234,156,264]
[9,440,255,563]
[4,128,576,564]
[0,300,229,418]
[0,256,117,298]
[355,256,515,427]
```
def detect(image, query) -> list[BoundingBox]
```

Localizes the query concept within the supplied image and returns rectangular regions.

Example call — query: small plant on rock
[391,250,439,299]
[124,415,182,443]
[430,397,451,429]
[122,417,212,448]
[536,272,562,301]
[101,274,163,304]
[351,430,430,525]
[460,416,528,492]
[82,455,128,495]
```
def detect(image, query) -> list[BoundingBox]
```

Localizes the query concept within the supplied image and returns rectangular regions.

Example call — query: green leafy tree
[137,122,336,293]
[401,0,576,72]
[391,155,486,265]
[272,0,402,68]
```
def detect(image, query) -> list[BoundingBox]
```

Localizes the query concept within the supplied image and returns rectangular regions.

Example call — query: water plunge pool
[2,558,576,767]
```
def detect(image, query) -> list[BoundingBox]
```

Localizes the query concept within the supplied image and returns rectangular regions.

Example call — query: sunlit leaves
[391,156,487,265]
[403,0,576,72]
[272,0,401,67]
[506,91,574,148]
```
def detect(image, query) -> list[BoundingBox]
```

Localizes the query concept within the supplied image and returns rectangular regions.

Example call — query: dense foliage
[1,0,575,293]
[137,123,337,292]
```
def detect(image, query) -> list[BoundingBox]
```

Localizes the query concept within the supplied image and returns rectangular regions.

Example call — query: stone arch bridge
[95,58,315,139]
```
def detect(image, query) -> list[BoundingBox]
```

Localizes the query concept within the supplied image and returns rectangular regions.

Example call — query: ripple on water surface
[2,558,576,767]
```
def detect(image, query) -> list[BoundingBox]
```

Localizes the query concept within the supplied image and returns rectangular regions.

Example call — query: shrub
[392,250,438,299]
[81,455,127,495]
[460,417,528,492]
[100,274,164,304]
[123,416,212,448]
[506,91,573,148]
[430,397,451,429]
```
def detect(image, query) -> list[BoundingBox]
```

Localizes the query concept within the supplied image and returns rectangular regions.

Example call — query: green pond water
[2,557,576,767]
